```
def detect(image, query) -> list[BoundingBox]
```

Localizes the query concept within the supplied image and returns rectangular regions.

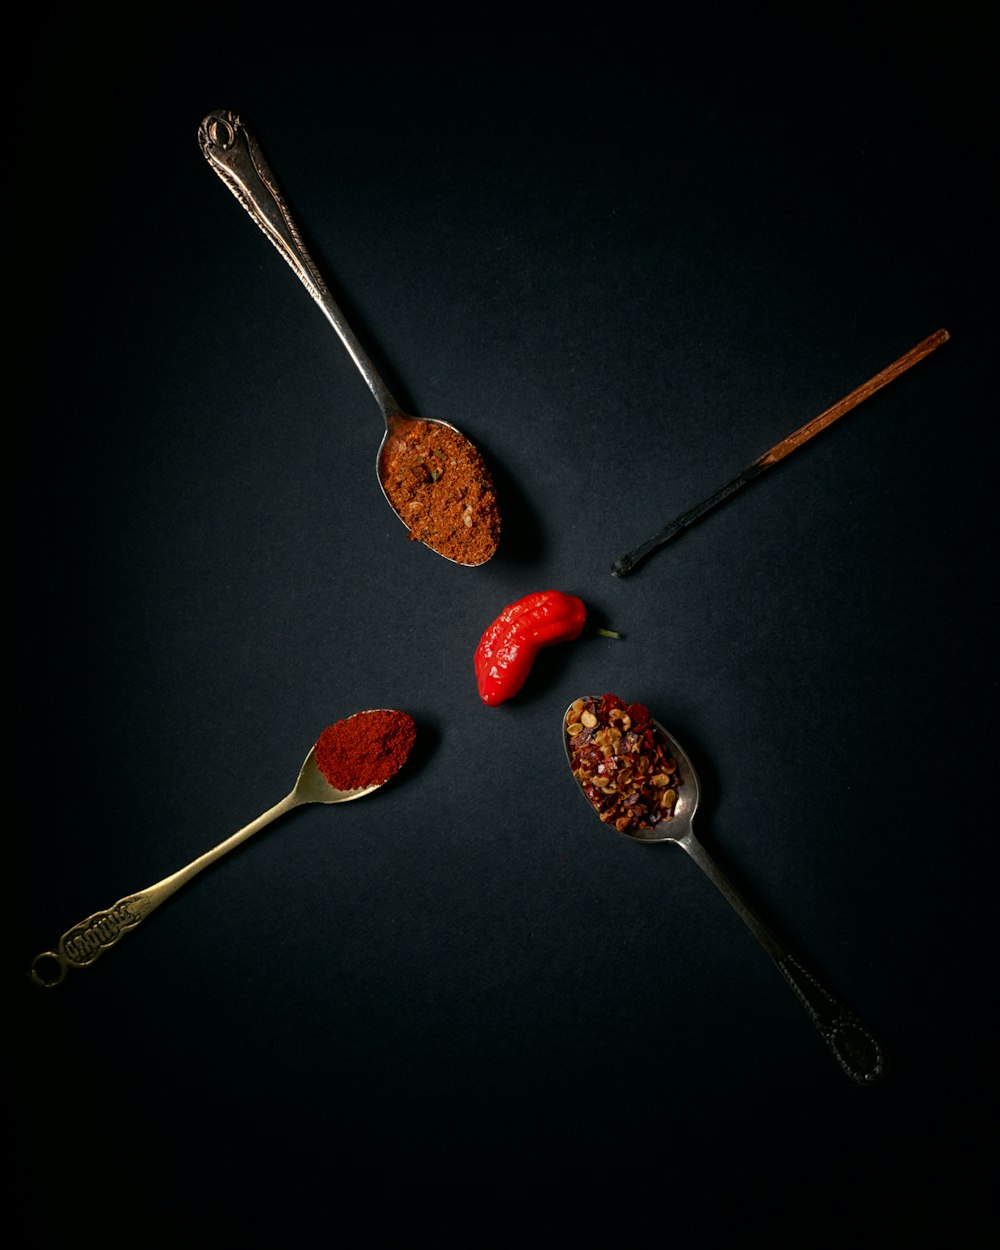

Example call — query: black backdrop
[17,9,994,1246]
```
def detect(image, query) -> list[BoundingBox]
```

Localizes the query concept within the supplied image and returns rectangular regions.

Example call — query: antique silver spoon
[31,719,408,987]
[198,109,499,566]
[563,697,886,1083]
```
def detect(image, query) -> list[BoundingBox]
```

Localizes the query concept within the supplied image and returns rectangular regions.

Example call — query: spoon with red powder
[30,710,415,987]
[199,110,500,567]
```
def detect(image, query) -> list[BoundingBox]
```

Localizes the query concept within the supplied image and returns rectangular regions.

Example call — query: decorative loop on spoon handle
[776,953,886,1084]
[198,109,399,420]
[30,792,299,987]
[198,110,332,308]
[677,832,886,1083]
[30,890,161,987]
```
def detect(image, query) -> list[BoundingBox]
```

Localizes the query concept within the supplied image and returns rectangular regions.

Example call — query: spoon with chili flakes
[563,693,886,1084]
[199,110,499,567]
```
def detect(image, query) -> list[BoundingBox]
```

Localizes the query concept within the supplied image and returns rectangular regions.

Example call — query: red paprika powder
[314,709,416,791]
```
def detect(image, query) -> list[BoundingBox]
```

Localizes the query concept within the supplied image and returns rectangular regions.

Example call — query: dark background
[17,8,994,1246]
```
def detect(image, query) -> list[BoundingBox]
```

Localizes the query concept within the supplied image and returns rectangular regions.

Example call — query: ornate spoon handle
[198,108,399,419]
[30,793,297,987]
[677,831,886,1083]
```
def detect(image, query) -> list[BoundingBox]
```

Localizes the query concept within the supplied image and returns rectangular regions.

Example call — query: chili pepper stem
[596,627,624,639]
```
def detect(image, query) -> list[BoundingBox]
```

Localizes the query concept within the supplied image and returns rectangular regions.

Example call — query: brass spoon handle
[677,832,887,1084]
[30,793,298,987]
[198,109,400,421]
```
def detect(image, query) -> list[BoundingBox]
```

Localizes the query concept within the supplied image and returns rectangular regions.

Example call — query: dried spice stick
[611,328,950,577]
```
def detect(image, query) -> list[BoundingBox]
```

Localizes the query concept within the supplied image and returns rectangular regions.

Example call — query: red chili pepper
[474,590,587,706]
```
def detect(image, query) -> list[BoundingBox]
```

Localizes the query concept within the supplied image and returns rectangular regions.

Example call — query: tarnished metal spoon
[31,719,409,987]
[198,109,499,566]
[563,697,886,1083]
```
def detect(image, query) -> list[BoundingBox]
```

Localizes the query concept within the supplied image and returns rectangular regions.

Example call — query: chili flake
[565,693,682,832]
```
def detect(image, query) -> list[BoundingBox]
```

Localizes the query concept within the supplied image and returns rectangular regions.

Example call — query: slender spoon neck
[29,789,304,987]
[151,790,301,897]
[675,831,787,963]
[199,110,402,425]
[313,301,400,420]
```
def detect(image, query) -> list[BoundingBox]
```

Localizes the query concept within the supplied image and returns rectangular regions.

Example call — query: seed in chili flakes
[564,693,682,832]
[380,420,500,565]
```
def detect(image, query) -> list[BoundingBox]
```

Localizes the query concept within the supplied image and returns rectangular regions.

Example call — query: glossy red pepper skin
[474,590,586,705]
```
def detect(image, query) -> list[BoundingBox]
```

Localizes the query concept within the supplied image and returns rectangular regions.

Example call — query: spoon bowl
[199,110,499,566]
[563,695,886,1084]
[562,711,702,845]
[375,411,500,566]
[292,743,384,805]
[31,712,413,987]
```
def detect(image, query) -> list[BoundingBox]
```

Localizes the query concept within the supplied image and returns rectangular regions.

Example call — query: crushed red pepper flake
[565,693,682,832]
[381,420,500,565]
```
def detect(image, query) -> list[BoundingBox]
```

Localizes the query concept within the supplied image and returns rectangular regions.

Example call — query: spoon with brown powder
[30,711,416,987]
[199,110,499,567]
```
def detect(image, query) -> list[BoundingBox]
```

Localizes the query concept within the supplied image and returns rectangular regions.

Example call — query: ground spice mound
[314,709,416,791]
[381,420,500,565]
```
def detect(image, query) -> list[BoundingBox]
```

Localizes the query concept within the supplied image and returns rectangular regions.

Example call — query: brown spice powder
[381,420,500,565]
